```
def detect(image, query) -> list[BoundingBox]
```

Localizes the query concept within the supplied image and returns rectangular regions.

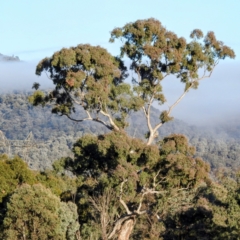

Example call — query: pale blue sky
[1,0,239,125]
[1,0,240,61]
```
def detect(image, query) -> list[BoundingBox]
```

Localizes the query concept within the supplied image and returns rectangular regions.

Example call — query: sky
[0,0,239,125]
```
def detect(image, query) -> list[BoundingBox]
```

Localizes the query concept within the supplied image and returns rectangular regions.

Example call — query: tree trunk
[147,131,156,146]
[117,218,135,240]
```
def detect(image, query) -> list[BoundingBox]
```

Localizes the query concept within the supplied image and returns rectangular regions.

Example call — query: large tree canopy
[110,18,235,144]
[54,132,211,239]
[53,131,240,239]
[4,17,238,238]
[30,44,141,131]
[30,19,235,145]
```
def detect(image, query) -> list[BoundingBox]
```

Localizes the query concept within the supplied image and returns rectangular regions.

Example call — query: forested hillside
[1,17,240,239]
[0,91,239,171]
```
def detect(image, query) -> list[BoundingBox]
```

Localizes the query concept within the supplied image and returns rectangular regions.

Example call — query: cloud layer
[0,61,53,92]
[0,60,239,126]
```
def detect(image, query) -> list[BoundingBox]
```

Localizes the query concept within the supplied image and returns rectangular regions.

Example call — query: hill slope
[0,91,239,170]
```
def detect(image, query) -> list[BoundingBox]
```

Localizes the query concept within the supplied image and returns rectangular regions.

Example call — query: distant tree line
[0,17,239,239]
[0,91,239,170]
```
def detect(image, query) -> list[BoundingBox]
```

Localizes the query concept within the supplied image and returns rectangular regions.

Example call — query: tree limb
[100,110,120,131]
[108,215,133,239]
[62,113,114,130]
[119,179,132,215]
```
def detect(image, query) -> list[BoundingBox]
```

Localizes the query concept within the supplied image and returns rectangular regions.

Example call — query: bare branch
[100,110,120,131]
[146,61,220,145]
[167,88,190,116]
[62,113,92,122]
[152,84,191,135]
[199,61,219,80]
[136,187,166,215]
[142,106,147,117]
[89,190,114,240]
[62,112,114,131]
[153,170,162,188]
[142,94,155,134]
[119,179,132,215]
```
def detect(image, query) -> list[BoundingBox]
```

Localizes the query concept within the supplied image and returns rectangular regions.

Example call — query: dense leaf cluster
[0,155,79,239]
[0,17,239,239]
[30,44,142,130]
[109,18,235,144]
[52,132,240,239]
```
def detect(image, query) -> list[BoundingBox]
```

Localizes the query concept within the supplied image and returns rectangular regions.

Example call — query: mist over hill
[0,59,53,93]
[1,58,239,125]
[0,91,239,170]
[0,59,239,170]
[0,53,20,62]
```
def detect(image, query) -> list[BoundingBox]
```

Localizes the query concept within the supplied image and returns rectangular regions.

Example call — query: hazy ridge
[0,91,239,170]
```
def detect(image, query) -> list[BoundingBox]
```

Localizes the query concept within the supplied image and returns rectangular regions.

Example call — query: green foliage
[0,155,36,203]
[110,18,235,144]
[56,132,212,239]
[65,131,152,177]
[28,90,45,106]
[1,91,240,170]
[162,169,240,239]
[36,170,77,197]
[30,18,235,145]
[1,17,238,239]
[30,44,141,131]
[0,155,76,204]
[160,111,173,124]
[0,155,36,234]
[110,18,234,92]
[59,201,80,240]
[157,134,210,189]
[0,155,80,239]
[2,184,79,239]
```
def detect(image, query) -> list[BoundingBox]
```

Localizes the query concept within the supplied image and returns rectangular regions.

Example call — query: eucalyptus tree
[29,44,141,131]
[30,20,235,145]
[110,18,235,144]
[55,132,211,239]
[2,184,80,240]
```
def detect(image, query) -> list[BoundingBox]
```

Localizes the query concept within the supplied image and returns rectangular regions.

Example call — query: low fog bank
[159,61,240,127]
[0,61,53,93]
[0,60,239,128]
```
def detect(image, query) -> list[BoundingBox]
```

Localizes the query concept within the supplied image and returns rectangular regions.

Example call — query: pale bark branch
[142,106,147,117]
[142,94,155,135]
[119,179,132,215]
[100,110,120,131]
[146,96,154,132]
[153,170,161,188]
[146,63,219,145]
[44,74,120,132]
[108,215,133,239]
[60,109,116,131]
[136,187,166,214]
